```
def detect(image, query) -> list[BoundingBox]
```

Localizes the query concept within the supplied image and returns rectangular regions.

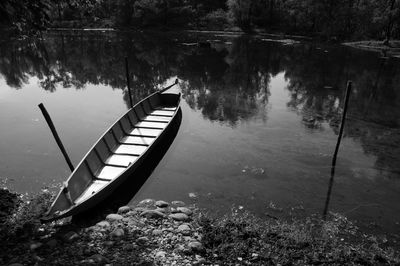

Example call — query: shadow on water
[71,109,182,227]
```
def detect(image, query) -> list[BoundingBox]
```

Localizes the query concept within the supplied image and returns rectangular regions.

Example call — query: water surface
[0,31,399,241]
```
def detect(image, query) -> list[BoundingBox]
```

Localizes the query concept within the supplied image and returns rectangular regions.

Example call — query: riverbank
[344,40,400,57]
[1,189,399,265]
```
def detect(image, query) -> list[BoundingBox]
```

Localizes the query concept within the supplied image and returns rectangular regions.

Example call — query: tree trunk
[384,0,396,46]
[269,0,274,22]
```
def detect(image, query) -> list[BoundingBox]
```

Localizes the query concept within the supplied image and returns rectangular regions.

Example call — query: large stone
[177,207,193,216]
[117,206,131,214]
[169,213,189,221]
[96,221,110,228]
[155,200,169,208]
[141,210,166,219]
[111,228,124,238]
[106,213,123,221]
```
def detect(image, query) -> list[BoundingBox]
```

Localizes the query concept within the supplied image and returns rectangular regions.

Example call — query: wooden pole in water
[125,57,133,108]
[323,81,352,219]
[38,103,75,172]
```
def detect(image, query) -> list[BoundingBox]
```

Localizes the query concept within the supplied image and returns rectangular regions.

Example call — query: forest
[1,0,400,41]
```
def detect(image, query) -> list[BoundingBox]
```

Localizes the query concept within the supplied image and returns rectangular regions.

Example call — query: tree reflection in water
[0,31,399,177]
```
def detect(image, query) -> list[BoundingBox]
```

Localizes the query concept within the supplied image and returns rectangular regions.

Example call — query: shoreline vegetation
[1,0,400,43]
[1,188,399,265]
[5,24,400,57]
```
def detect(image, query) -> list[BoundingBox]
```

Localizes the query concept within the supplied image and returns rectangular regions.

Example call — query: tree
[227,0,252,32]
[383,0,398,45]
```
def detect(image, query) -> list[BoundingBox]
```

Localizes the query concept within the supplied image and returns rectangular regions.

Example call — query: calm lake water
[1,31,399,241]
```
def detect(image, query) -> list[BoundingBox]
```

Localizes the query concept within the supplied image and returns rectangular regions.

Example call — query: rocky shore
[1,192,399,265]
[2,198,206,265]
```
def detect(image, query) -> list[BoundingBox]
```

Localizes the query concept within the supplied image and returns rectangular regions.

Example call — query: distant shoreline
[343,40,400,57]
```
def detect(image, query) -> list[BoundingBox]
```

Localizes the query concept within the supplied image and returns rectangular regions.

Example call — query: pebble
[152,229,163,235]
[141,210,166,219]
[155,250,167,259]
[137,236,149,245]
[155,200,169,207]
[30,242,43,250]
[177,207,193,216]
[46,239,58,248]
[133,207,147,213]
[188,192,197,198]
[122,217,131,223]
[155,207,168,213]
[171,201,186,206]
[106,213,124,221]
[171,207,180,213]
[117,206,131,214]
[138,199,155,207]
[88,254,108,264]
[104,240,115,246]
[63,231,79,242]
[169,213,190,221]
[123,243,137,251]
[110,228,124,238]
[177,224,191,235]
[96,220,110,228]
[188,241,204,253]
[174,244,185,253]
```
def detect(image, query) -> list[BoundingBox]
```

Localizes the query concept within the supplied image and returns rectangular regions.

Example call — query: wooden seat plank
[130,128,162,137]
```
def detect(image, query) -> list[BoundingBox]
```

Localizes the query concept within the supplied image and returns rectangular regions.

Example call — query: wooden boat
[41,82,181,222]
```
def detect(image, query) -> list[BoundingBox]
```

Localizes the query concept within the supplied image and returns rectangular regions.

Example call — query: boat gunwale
[42,88,181,221]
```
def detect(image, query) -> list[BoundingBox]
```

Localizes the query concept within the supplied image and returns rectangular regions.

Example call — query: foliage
[0,0,50,32]
[200,9,228,30]
[2,0,400,41]
[1,189,53,239]
[0,188,21,224]
[227,0,252,32]
[198,209,400,265]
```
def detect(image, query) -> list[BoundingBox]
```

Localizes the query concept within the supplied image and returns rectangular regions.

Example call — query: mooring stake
[323,81,352,219]
[38,103,75,172]
[125,57,133,108]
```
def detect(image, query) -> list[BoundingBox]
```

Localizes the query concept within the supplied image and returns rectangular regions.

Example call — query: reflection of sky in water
[0,32,400,240]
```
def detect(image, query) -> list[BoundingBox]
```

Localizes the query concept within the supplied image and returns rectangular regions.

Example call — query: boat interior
[48,91,180,216]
